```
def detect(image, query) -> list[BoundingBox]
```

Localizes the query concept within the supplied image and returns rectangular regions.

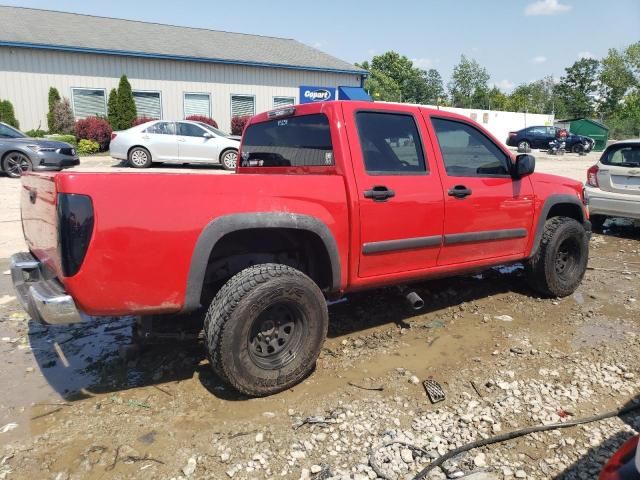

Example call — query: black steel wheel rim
[6,153,31,176]
[555,237,580,277]
[248,301,306,370]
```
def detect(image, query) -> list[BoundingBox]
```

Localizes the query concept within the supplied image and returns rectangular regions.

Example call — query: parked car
[12,101,591,397]
[506,126,595,154]
[0,122,79,178]
[600,435,640,479]
[585,140,640,230]
[110,120,240,170]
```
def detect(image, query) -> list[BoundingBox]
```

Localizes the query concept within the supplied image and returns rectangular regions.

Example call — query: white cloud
[493,79,515,92]
[532,55,547,63]
[525,0,572,16]
[411,58,434,69]
[313,41,323,49]
[577,51,595,59]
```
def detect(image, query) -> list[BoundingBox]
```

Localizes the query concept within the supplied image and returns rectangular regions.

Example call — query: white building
[0,6,365,132]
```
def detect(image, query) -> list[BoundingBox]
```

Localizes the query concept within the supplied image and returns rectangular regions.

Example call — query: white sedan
[110,120,240,170]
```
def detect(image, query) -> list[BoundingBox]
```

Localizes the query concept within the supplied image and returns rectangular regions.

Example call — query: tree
[114,75,137,130]
[448,55,490,108]
[0,99,19,128]
[486,87,509,111]
[556,58,600,118]
[107,88,119,128]
[599,47,636,118]
[47,87,61,132]
[52,98,75,134]
[419,69,445,104]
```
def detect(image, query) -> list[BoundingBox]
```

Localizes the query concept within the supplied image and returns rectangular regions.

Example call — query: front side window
[241,114,332,167]
[177,122,207,137]
[604,145,640,166]
[431,117,510,177]
[72,88,107,119]
[0,123,25,138]
[355,111,426,174]
[145,122,175,135]
[528,127,546,135]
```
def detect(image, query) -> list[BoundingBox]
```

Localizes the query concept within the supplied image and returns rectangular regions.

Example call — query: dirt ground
[1,152,639,480]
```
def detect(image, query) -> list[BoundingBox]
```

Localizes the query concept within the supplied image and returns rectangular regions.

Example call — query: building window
[273,96,295,108]
[133,91,162,119]
[71,88,107,119]
[184,93,211,118]
[231,94,256,118]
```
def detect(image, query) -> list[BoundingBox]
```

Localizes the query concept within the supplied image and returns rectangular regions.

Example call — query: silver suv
[585,140,640,229]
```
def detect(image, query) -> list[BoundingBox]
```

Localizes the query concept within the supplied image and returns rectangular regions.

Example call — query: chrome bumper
[11,252,82,325]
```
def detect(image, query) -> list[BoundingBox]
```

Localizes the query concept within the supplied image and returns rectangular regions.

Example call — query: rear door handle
[448,185,472,199]
[364,185,395,202]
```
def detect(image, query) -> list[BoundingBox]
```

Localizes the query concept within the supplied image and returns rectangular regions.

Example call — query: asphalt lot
[2,150,639,480]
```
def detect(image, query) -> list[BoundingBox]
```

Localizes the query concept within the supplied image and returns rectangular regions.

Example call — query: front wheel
[220,149,238,171]
[525,216,589,297]
[203,264,328,396]
[2,152,32,178]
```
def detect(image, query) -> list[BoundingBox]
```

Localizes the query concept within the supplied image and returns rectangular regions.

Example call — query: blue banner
[299,86,337,104]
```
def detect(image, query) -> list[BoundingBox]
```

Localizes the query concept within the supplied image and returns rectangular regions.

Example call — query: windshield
[197,122,231,137]
[602,145,640,167]
[0,123,26,139]
[240,114,333,167]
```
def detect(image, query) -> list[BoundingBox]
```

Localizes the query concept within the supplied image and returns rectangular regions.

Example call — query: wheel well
[200,228,332,307]
[547,203,584,223]
[219,147,238,162]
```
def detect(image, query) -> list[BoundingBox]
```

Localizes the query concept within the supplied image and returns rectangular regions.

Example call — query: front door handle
[364,185,395,202]
[448,185,472,199]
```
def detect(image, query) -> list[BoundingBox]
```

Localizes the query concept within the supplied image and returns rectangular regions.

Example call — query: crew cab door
[426,115,534,265]
[342,103,445,278]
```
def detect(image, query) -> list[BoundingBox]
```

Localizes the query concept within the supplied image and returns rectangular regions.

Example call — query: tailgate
[597,165,640,196]
[20,173,62,276]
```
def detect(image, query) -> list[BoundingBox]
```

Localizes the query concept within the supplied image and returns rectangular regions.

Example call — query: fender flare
[182,212,341,312]
[528,194,588,258]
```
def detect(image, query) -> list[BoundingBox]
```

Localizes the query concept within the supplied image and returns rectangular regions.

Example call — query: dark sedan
[506,125,594,153]
[0,122,79,178]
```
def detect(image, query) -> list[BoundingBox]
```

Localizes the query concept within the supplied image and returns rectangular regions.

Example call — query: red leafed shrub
[231,115,250,136]
[131,117,156,127]
[185,115,219,128]
[75,117,112,151]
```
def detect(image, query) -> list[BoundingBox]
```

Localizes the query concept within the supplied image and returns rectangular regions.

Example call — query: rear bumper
[585,185,640,220]
[11,252,82,325]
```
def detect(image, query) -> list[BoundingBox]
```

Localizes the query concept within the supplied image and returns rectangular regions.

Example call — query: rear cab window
[240,114,333,168]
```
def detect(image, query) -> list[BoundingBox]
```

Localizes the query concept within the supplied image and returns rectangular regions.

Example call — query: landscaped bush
[25,129,47,138]
[52,98,75,134]
[76,139,100,155]
[46,134,77,145]
[113,75,137,130]
[47,87,61,132]
[185,115,219,128]
[131,116,156,127]
[230,115,250,136]
[0,99,19,129]
[75,116,112,151]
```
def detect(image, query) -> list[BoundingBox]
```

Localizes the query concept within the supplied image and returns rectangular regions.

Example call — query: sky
[3,0,639,92]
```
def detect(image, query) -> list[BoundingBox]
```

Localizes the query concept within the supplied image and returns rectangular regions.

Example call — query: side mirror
[513,154,535,178]
[203,132,213,139]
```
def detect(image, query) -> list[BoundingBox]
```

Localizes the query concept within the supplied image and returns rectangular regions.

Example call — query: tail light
[57,193,94,277]
[587,164,599,187]
[600,435,639,479]
[111,133,117,140]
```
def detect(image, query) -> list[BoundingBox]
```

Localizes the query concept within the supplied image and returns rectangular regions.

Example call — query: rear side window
[355,111,426,175]
[145,122,175,135]
[602,145,640,166]
[241,114,333,167]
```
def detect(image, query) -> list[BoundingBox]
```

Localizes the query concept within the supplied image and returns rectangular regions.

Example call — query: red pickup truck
[12,101,591,396]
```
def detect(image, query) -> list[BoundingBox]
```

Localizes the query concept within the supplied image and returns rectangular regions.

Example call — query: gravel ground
[1,150,638,480]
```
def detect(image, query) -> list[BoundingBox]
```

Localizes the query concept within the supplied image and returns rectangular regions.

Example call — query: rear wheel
[525,216,589,297]
[2,152,32,178]
[204,264,328,396]
[571,144,583,154]
[517,140,530,153]
[220,149,238,171]
[128,147,152,168]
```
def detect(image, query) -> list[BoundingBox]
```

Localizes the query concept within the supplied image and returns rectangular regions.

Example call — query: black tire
[590,214,607,232]
[203,264,328,396]
[571,144,582,154]
[128,147,152,168]
[517,140,530,153]
[2,152,32,178]
[525,216,589,298]
[220,149,238,171]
